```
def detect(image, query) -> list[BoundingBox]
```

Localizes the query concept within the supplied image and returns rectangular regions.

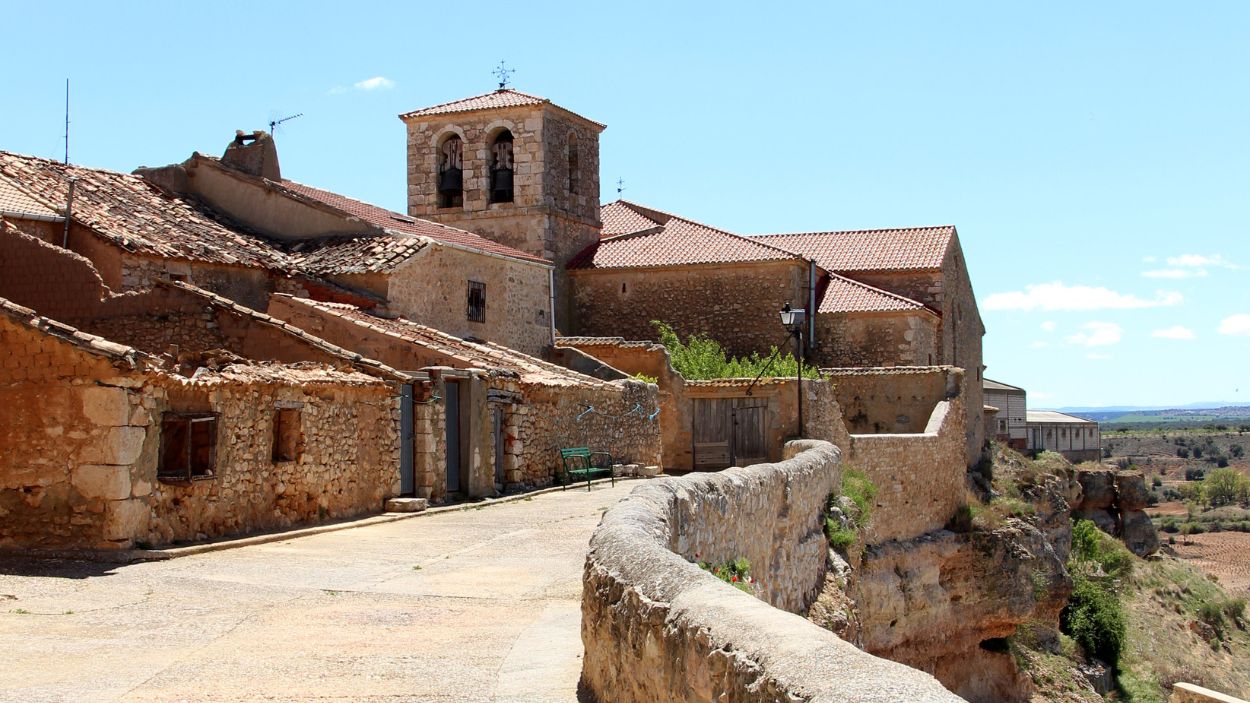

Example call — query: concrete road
[0,482,636,703]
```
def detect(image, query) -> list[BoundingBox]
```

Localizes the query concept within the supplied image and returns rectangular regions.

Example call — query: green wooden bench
[560,447,614,491]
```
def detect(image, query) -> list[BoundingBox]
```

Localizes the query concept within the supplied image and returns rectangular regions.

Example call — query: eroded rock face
[1071,467,1160,557]
[855,521,1071,696]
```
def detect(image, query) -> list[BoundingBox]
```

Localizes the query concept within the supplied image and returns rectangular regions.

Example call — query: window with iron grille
[467,280,486,323]
[158,413,218,482]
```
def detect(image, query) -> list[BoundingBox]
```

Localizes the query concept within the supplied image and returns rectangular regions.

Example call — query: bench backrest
[561,447,591,459]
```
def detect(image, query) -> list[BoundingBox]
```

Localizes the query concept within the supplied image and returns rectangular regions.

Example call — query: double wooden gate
[692,397,769,470]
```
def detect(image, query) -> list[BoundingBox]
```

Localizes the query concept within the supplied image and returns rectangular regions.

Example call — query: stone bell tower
[399,88,605,332]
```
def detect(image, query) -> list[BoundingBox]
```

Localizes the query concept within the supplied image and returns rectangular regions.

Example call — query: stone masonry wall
[813,310,939,369]
[0,315,153,549]
[382,243,552,357]
[846,387,968,545]
[569,259,808,359]
[140,376,400,546]
[581,439,961,703]
[828,366,957,435]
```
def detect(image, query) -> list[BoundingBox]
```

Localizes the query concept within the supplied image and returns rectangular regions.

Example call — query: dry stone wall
[581,440,963,703]
[814,311,939,369]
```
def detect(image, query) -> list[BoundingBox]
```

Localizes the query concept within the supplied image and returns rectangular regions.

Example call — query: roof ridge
[614,199,806,261]
[398,88,549,118]
[755,224,956,238]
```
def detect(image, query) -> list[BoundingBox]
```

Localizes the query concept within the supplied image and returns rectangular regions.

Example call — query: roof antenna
[616,178,625,196]
[268,112,303,134]
[63,78,70,165]
[493,60,515,90]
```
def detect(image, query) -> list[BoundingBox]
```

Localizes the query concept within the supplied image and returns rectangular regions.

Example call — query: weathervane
[493,60,515,89]
[616,178,625,195]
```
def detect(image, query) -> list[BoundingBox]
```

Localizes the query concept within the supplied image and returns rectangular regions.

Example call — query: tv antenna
[616,177,625,195]
[268,112,303,134]
[63,78,70,165]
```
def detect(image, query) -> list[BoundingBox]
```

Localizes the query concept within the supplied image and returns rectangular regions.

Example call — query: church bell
[438,167,462,194]
[490,169,513,201]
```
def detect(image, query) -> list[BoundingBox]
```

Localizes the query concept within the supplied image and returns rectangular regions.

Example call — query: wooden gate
[692,397,769,470]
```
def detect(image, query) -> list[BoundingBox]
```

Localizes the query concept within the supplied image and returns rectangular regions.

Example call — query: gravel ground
[0,482,635,703]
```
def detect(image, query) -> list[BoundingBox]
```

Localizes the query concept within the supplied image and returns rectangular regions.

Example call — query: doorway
[444,380,465,494]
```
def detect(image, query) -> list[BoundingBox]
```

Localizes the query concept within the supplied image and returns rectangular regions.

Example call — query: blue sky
[4,2,1248,408]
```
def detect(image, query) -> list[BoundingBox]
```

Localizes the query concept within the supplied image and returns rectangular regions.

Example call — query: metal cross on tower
[493,61,515,89]
[616,178,625,195]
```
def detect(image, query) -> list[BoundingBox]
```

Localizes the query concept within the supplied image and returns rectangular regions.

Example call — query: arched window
[567,135,580,194]
[489,130,514,204]
[437,135,463,208]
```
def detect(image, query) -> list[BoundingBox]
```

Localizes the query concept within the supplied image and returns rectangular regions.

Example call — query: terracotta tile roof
[398,89,604,128]
[0,176,62,221]
[286,234,429,275]
[571,200,802,270]
[755,226,955,272]
[276,179,549,265]
[0,151,292,270]
[818,273,933,315]
[285,297,605,387]
[0,295,153,369]
[600,200,663,237]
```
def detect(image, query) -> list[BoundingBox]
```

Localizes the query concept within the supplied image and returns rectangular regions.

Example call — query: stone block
[1122,510,1160,557]
[81,386,131,426]
[77,426,147,465]
[104,499,149,541]
[1115,471,1150,512]
[72,464,132,501]
[385,498,428,513]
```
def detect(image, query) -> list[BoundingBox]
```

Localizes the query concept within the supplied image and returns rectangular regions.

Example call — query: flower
[731,575,738,582]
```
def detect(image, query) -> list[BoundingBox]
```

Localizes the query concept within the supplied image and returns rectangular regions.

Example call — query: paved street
[0,483,635,703]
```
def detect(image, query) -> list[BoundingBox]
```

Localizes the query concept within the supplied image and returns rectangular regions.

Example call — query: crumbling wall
[826,366,955,434]
[581,439,962,703]
[140,374,401,546]
[0,314,155,549]
[0,222,114,320]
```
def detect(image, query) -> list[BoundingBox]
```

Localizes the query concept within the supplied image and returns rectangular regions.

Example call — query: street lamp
[780,304,807,438]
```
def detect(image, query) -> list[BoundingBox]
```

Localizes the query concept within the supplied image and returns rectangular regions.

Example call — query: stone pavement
[0,482,637,702]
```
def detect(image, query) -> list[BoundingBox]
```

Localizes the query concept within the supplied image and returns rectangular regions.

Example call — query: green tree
[1202,468,1249,507]
[652,321,819,380]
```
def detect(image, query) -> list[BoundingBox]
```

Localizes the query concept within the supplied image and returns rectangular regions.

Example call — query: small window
[467,280,486,323]
[158,413,218,482]
[272,408,302,462]
[568,135,580,194]
[489,130,514,204]
[437,135,464,208]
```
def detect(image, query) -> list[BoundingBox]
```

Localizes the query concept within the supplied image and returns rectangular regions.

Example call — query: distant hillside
[1067,406,1250,425]
[1056,402,1250,414]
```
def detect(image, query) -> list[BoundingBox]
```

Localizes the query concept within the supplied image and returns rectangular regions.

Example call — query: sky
[3,2,1248,409]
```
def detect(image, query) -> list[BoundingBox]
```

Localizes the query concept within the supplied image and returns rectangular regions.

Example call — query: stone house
[983,378,1027,450]
[0,294,408,550]
[1027,410,1101,463]
[268,295,662,500]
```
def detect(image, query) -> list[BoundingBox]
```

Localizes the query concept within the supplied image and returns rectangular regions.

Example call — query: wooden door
[692,398,770,470]
[444,381,462,493]
[731,401,768,466]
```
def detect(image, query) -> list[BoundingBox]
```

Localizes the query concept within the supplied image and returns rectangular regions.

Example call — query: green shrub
[631,373,659,384]
[653,321,820,380]
[840,469,877,530]
[1061,574,1127,665]
[697,557,756,593]
[1071,519,1133,579]
[826,526,856,552]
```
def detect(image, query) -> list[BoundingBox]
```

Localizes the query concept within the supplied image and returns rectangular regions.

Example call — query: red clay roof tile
[755,227,955,272]
[818,273,933,315]
[572,201,802,270]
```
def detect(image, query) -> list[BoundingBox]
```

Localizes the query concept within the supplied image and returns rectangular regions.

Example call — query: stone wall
[568,259,808,359]
[581,439,962,703]
[813,310,939,369]
[381,243,553,357]
[828,366,958,435]
[140,373,400,546]
[834,368,968,544]
[1171,683,1250,703]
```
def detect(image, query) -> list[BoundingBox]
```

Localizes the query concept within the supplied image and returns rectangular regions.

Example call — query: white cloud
[354,76,395,91]
[983,282,1182,312]
[1040,321,1056,332]
[1142,268,1208,279]
[1086,352,1113,360]
[1167,254,1238,269]
[1218,314,1250,337]
[1066,321,1123,347]
[1151,325,1195,340]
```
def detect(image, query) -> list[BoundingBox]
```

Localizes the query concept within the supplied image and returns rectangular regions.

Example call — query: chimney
[222,130,281,181]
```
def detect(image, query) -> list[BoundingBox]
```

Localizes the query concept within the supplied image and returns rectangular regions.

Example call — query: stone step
[385,497,429,513]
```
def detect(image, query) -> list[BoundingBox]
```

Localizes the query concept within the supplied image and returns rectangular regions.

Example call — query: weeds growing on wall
[696,557,757,593]
[825,468,877,555]
[652,321,821,380]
